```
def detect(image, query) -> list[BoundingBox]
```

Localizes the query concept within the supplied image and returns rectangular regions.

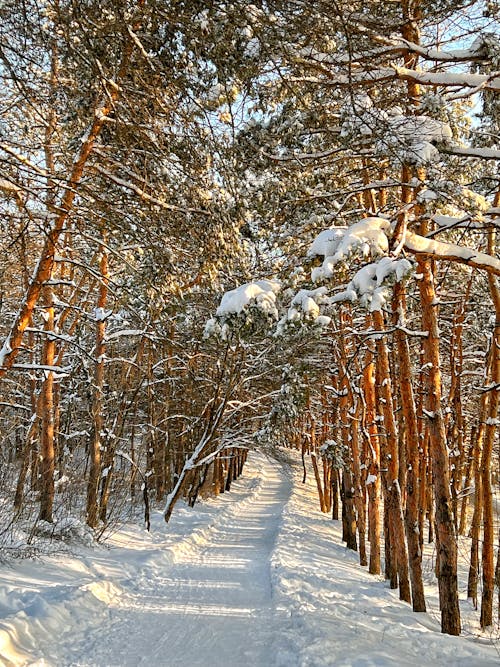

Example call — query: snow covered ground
[0,451,499,666]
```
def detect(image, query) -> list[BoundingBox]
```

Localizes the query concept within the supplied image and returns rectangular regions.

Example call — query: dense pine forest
[0,0,499,643]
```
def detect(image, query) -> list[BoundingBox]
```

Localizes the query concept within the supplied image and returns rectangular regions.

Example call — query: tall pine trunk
[418,257,460,635]
[362,330,381,575]
[86,237,108,528]
[480,224,500,628]
[39,287,56,523]
[392,282,426,612]
[372,309,411,603]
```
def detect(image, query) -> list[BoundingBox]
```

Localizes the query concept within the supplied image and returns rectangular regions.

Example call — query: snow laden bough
[208,216,500,341]
[305,215,500,316]
[340,94,453,167]
[207,219,415,341]
[306,217,413,313]
[204,279,282,340]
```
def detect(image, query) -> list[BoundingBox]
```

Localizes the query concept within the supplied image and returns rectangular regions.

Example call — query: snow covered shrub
[34,517,95,547]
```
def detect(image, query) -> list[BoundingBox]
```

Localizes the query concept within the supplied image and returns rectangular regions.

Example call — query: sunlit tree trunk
[362,323,381,575]
[392,282,426,611]
[86,236,108,528]
[39,286,56,523]
[468,434,482,607]
[480,224,500,628]
[338,310,357,551]
[351,398,367,566]
[418,257,460,635]
[311,453,327,513]
[372,309,410,601]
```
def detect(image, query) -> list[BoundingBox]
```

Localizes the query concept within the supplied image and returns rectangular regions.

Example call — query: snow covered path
[0,450,499,666]
[0,453,293,667]
[73,459,291,667]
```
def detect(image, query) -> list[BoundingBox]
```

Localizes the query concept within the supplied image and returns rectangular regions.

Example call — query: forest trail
[1,451,499,667]
[74,457,292,667]
[0,454,295,667]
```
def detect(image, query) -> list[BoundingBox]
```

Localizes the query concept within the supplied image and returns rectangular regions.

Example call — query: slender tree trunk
[468,434,482,606]
[393,282,426,611]
[446,281,471,530]
[351,400,367,566]
[362,329,381,574]
[332,469,339,520]
[311,453,327,513]
[39,287,56,523]
[480,224,500,628]
[458,428,476,536]
[372,309,411,602]
[86,238,108,528]
[338,310,357,551]
[37,45,58,524]
[496,531,500,623]
[418,257,461,635]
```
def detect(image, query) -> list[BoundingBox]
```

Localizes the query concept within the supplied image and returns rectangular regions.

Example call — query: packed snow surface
[0,451,498,666]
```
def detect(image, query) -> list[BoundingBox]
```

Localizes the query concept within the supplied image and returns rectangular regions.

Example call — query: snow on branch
[300,34,493,68]
[393,66,500,92]
[296,68,500,93]
[215,280,281,318]
[307,215,500,316]
[12,363,72,375]
[376,35,493,63]
[205,279,282,340]
[0,337,12,368]
[309,217,391,282]
[282,286,332,328]
[306,218,414,312]
[339,97,453,166]
[439,145,500,161]
[309,217,500,278]
[404,232,500,276]
[330,258,413,312]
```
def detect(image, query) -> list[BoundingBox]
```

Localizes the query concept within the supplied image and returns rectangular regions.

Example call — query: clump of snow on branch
[285,287,331,326]
[0,336,12,367]
[308,227,347,261]
[340,95,452,166]
[94,307,113,321]
[205,279,281,339]
[331,257,413,312]
[216,279,281,318]
[384,114,452,165]
[307,217,414,312]
[308,217,391,282]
